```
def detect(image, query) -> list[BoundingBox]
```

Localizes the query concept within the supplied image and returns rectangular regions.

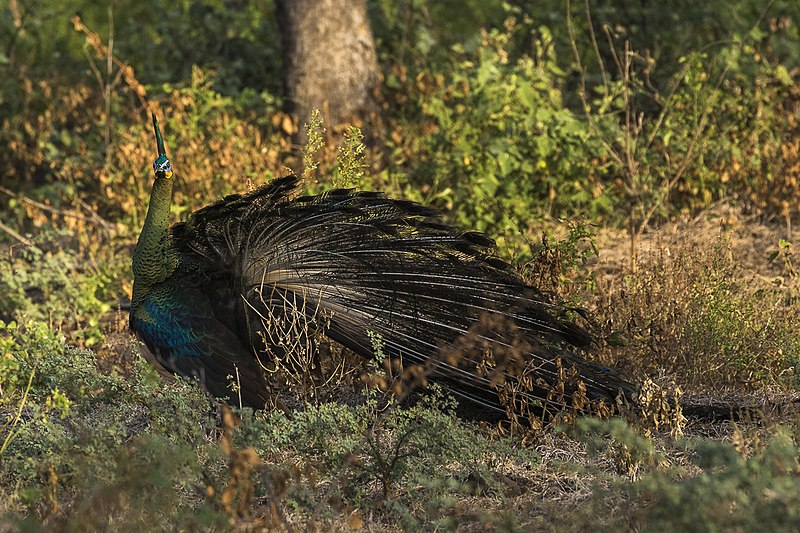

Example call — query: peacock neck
[132,174,174,307]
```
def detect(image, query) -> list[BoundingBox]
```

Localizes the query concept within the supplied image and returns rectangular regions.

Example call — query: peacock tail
[130,116,636,416]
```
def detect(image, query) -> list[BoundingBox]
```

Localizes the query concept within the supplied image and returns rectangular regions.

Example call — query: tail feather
[172,177,634,416]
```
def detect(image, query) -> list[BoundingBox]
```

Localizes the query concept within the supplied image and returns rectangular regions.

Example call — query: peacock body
[130,116,636,417]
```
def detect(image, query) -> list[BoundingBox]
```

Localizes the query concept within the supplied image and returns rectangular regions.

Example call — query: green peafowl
[130,115,637,417]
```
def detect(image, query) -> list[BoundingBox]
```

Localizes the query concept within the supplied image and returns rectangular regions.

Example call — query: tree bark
[276,0,381,132]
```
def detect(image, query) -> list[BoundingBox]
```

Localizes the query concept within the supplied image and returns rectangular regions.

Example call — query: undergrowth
[3,318,800,530]
[0,321,539,530]
[596,235,800,390]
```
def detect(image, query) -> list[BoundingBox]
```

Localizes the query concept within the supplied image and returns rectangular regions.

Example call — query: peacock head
[151,114,173,179]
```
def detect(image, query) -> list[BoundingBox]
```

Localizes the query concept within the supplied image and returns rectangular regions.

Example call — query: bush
[565,417,800,531]
[0,234,116,348]
[638,429,800,530]
[596,235,800,389]
[1,319,540,529]
[385,15,612,240]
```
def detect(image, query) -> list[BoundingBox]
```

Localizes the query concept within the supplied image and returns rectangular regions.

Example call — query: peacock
[130,115,638,418]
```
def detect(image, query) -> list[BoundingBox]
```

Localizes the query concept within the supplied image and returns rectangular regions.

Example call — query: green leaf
[518,83,537,111]
[775,65,793,87]
[497,152,516,175]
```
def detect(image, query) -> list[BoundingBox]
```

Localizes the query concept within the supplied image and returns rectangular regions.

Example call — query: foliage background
[2,0,800,529]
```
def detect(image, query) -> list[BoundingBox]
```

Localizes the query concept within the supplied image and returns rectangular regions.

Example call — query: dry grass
[588,202,800,395]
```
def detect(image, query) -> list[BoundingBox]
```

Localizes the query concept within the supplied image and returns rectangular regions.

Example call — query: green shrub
[235,389,538,529]
[0,321,70,459]
[563,417,800,531]
[0,238,116,348]
[0,320,223,524]
[637,430,800,531]
[387,15,612,239]
[1,318,539,529]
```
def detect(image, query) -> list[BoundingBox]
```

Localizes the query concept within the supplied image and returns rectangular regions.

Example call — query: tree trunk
[276,0,381,132]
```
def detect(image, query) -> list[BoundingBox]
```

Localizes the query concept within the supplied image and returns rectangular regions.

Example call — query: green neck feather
[132,174,174,306]
[132,115,177,308]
